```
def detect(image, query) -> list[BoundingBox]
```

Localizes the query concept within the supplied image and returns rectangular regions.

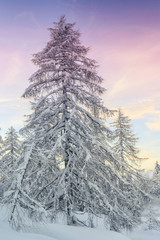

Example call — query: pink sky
[0,0,160,169]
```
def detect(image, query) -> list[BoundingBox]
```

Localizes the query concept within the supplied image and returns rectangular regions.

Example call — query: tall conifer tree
[5,16,148,231]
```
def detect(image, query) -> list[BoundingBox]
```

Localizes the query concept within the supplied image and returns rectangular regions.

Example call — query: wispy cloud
[0,98,11,103]
[14,11,41,29]
[120,98,160,132]
[146,115,160,131]
[122,99,157,119]
[139,150,157,170]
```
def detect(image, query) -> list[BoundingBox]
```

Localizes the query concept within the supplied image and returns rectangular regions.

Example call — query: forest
[0,16,160,237]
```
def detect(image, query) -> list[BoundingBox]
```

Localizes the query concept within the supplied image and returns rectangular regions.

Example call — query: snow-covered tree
[0,128,4,198]
[0,127,22,204]
[154,161,160,175]
[111,109,149,218]
[0,127,3,160]
[21,15,119,227]
[2,137,47,230]
[0,128,3,160]
[111,109,144,169]
[144,202,160,231]
[0,127,21,180]
[150,161,160,198]
[6,16,148,231]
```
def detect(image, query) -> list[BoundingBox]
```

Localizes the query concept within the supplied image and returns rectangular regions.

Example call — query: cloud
[139,151,157,170]
[119,98,160,132]
[14,11,41,29]
[92,27,160,111]
[107,74,130,98]
[122,99,157,119]
[146,115,160,131]
[0,98,11,103]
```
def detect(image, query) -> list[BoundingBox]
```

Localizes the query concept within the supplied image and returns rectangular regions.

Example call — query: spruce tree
[154,161,160,175]
[0,128,3,198]
[0,127,3,165]
[21,15,117,227]
[111,109,142,169]
[2,137,47,230]
[0,127,23,207]
[0,127,3,161]
[5,16,148,231]
[0,127,21,179]
[111,109,149,220]
[150,161,160,198]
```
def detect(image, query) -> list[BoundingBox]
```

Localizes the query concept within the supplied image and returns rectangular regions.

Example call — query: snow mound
[0,221,56,240]
[0,221,130,240]
[1,220,160,240]
[35,223,130,240]
[129,229,160,240]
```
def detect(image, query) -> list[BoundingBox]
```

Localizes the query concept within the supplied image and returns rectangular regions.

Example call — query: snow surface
[129,229,160,240]
[1,220,160,240]
[0,221,55,240]
[1,202,160,240]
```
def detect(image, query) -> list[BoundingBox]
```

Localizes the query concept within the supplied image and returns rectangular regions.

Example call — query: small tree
[0,127,3,162]
[145,203,160,231]
[0,127,21,179]
[0,128,4,198]
[111,109,149,219]
[0,127,22,205]
[111,109,142,168]
[2,137,46,230]
[154,161,160,175]
[150,161,160,198]
[0,127,3,163]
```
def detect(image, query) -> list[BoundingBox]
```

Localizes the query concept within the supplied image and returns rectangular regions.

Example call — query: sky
[0,0,160,170]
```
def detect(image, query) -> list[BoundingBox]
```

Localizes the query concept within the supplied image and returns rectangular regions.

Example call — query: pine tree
[21,15,118,227]
[154,161,160,175]
[0,127,3,160]
[150,161,160,198]
[2,137,47,230]
[111,109,149,220]
[145,202,160,231]
[0,128,4,198]
[0,127,22,205]
[5,16,148,231]
[0,127,21,179]
[0,127,3,163]
[111,109,142,168]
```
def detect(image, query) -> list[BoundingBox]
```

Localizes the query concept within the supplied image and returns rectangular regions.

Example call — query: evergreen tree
[154,161,160,175]
[111,109,149,218]
[0,127,22,204]
[150,161,160,198]
[145,202,160,231]
[0,127,21,179]
[21,15,118,227]
[2,137,46,230]
[0,127,3,163]
[0,128,4,198]
[111,109,143,169]
[5,16,148,231]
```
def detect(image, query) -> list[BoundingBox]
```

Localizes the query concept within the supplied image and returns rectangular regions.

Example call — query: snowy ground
[0,220,160,240]
[1,201,160,240]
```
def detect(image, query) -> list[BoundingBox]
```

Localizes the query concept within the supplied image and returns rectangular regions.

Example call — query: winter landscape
[1,1,160,240]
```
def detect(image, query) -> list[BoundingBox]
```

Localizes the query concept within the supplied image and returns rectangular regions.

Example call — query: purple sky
[1,0,160,169]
